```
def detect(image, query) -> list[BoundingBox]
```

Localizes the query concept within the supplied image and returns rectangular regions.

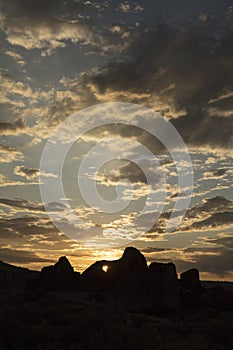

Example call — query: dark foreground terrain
[0,248,233,350]
[0,288,233,350]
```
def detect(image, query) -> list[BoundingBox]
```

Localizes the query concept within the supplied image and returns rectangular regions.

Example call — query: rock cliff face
[147,262,180,312]
[82,248,179,312]
[82,247,148,291]
[37,256,80,291]
[120,247,148,274]
[29,248,180,312]
[180,268,201,291]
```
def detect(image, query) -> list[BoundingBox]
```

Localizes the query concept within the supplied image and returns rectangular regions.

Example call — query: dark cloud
[142,247,171,254]
[0,248,52,264]
[99,160,150,185]
[176,245,233,278]
[1,0,62,17]
[207,235,233,249]
[204,168,228,178]
[148,196,233,234]
[0,0,93,19]
[0,198,67,213]
[14,166,39,180]
[185,247,220,253]
[0,118,26,135]
[183,196,233,230]
[144,242,233,277]
[86,23,233,149]
[0,216,58,239]
[117,161,149,184]
[0,215,74,252]
[46,202,68,212]
[188,196,233,216]
[189,211,233,230]
[0,198,44,212]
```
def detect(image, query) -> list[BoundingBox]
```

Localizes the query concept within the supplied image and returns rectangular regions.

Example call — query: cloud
[5,50,26,66]
[96,159,160,186]
[0,216,58,239]
[0,0,100,55]
[0,180,39,188]
[203,168,228,179]
[141,239,233,278]
[14,166,39,180]
[0,211,83,257]
[188,212,233,230]
[0,214,76,252]
[176,240,233,278]
[28,19,233,146]
[0,69,44,110]
[5,50,23,60]
[182,197,233,231]
[84,24,233,149]
[0,144,23,163]
[118,3,131,13]
[13,166,58,181]
[0,198,45,212]
[0,198,69,214]
[208,235,233,249]
[0,118,26,135]
[142,247,171,254]
[0,197,103,246]
[148,196,233,234]
[187,196,233,216]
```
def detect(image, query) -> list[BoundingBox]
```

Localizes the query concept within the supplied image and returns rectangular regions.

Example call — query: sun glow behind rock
[102,265,108,272]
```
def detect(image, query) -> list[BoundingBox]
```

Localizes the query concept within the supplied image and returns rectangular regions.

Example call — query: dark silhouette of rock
[146,262,180,312]
[1,248,232,317]
[180,268,202,291]
[179,268,205,309]
[81,260,109,292]
[41,256,74,276]
[82,247,148,293]
[120,247,148,273]
[30,256,80,291]
[149,261,176,274]
[82,248,180,313]
[0,260,38,290]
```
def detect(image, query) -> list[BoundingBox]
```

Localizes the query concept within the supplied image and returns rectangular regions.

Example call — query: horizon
[1,247,233,283]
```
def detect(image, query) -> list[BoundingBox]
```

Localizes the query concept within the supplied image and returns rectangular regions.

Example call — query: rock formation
[1,247,233,315]
[180,268,202,291]
[0,260,38,289]
[82,248,180,312]
[146,262,180,312]
[82,247,148,293]
[31,256,80,291]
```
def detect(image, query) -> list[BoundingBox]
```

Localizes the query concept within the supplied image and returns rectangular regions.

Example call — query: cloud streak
[14,166,39,180]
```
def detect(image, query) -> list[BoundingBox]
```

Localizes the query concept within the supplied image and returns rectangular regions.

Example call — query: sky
[0,0,233,280]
